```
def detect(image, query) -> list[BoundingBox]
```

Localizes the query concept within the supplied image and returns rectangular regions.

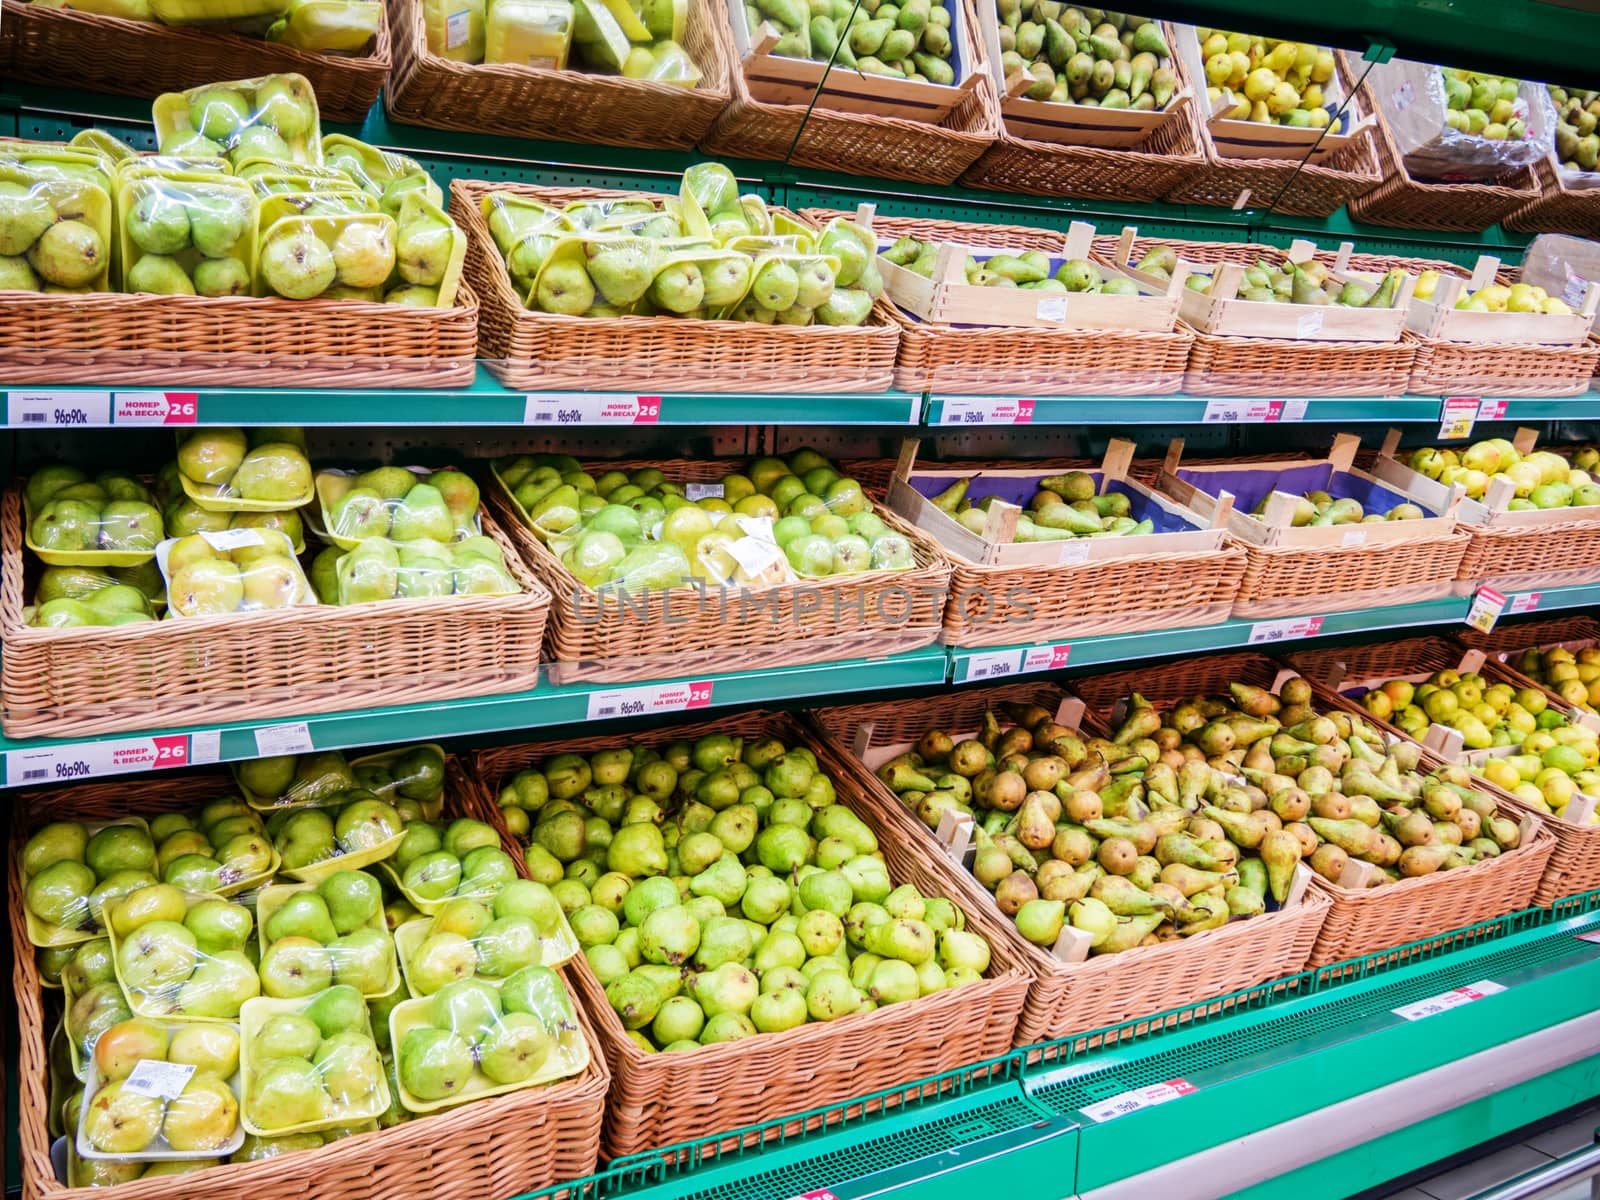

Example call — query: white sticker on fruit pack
[123,1059,195,1100]
[729,537,784,577]
[686,483,725,500]
[446,8,471,46]
[734,515,776,542]
[199,528,265,552]
[1035,296,1068,323]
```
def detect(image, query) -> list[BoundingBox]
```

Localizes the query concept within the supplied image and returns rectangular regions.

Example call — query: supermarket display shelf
[13,383,1600,430]
[519,899,1600,1200]
[0,379,923,428]
[10,581,1590,784]
[0,649,949,783]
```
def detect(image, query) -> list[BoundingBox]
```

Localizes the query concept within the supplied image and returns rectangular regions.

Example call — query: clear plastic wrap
[152,75,323,167]
[267,790,407,882]
[377,815,522,913]
[257,872,400,999]
[315,466,481,548]
[116,173,258,298]
[1369,58,1553,181]
[173,426,313,511]
[23,465,164,566]
[155,530,317,617]
[77,1019,244,1160]
[254,211,399,301]
[389,965,588,1112]
[1518,233,1600,327]
[0,156,115,294]
[106,885,262,1021]
[144,796,280,896]
[266,0,383,51]
[314,536,521,605]
[64,940,129,1076]
[238,985,389,1134]
[30,560,167,628]
[20,818,157,947]
[234,749,356,811]
[393,879,579,996]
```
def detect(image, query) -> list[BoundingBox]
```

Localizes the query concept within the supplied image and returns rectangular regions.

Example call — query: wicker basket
[961,30,1208,204]
[701,0,998,184]
[1452,521,1600,593]
[809,687,1330,1044]
[1,487,550,739]
[1066,650,1556,965]
[449,179,900,393]
[489,457,950,685]
[1285,636,1600,910]
[11,769,609,1200]
[1164,54,1383,218]
[384,0,729,150]
[1230,531,1470,619]
[0,0,389,124]
[464,710,1030,1160]
[1505,156,1600,237]
[1405,331,1600,398]
[0,285,477,389]
[800,208,1192,394]
[1345,62,1543,231]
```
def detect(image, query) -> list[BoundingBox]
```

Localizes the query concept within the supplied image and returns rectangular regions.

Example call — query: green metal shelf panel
[0,649,948,784]
[1028,908,1600,1191]
[948,595,1472,683]
[0,378,921,428]
[1501,582,1600,617]
[927,393,1443,426]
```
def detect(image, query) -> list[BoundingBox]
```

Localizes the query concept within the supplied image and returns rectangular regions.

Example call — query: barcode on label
[593,705,617,717]
[22,412,43,423]
[22,768,46,780]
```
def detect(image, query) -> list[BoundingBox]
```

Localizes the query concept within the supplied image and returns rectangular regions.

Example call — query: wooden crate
[886,436,1228,566]
[727,0,982,121]
[972,8,1193,150]
[1404,254,1600,345]
[877,216,1185,331]
[1156,433,1461,550]
[1119,237,1414,342]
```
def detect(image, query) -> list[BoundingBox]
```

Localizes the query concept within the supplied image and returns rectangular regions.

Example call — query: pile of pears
[1200,29,1338,128]
[26,0,381,51]
[1512,642,1600,714]
[484,162,881,326]
[1434,278,1574,316]
[1141,244,1405,309]
[1551,86,1600,172]
[1439,68,1526,141]
[1247,489,1424,527]
[929,470,1157,544]
[995,6,1177,111]
[883,236,1138,297]
[878,698,1304,953]
[495,730,996,1049]
[749,0,955,83]
[1406,438,1600,507]
[499,447,913,591]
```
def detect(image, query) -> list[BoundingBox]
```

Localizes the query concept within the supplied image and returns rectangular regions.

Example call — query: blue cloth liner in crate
[1176,462,1439,518]
[911,471,1200,533]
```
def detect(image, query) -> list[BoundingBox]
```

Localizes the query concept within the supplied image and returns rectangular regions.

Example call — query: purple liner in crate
[910,471,1198,534]
[1176,462,1438,518]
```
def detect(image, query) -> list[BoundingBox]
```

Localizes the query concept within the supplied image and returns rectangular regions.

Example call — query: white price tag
[1202,399,1289,423]
[189,730,222,765]
[1056,541,1092,564]
[728,537,784,576]
[1247,615,1325,645]
[1438,396,1479,439]
[1296,310,1324,337]
[1477,399,1508,423]
[1080,1078,1197,1122]
[962,650,1021,681]
[200,528,265,551]
[6,734,192,787]
[446,8,471,46]
[685,483,725,500]
[936,397,1036,425]
[1020,643,1072,671]
[113,392,198,426]
[587,680,714,720]
[1035,296,1068,323]
[254,722,314,757]
[523,393,661,425]
[123,1059,195,1100]
[1465,586,1507,633]
[1392,980,1505,1021]
[6,390,111,427]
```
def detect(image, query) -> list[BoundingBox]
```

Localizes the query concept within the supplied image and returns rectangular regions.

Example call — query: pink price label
[1021,644,1072,671]
[792,1191,839,1200]
[113,391,198,425]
